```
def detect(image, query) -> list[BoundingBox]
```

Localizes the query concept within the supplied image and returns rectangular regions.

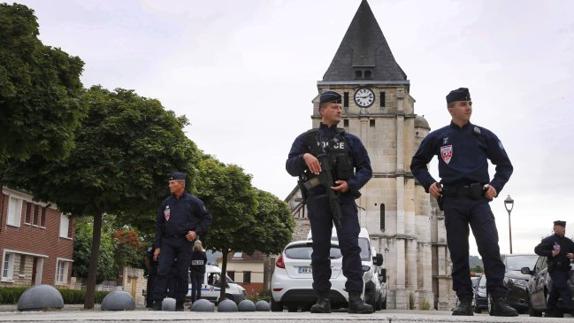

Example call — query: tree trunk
[84,211,103,309]
[219,248,228,302]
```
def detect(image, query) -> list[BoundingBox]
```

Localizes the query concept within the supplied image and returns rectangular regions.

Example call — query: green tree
[3,86,199,309]
[0,3,85,161]
[248,189,294,255]
[73,218,116,283]
[194,157,258,301]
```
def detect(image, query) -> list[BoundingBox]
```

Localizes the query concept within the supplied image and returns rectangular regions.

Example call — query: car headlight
[510,278,528,288]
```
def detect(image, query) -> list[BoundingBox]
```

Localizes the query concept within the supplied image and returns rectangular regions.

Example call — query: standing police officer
[534,220,574,317]
[410,88,517,316]
[286,91,374,314]
[152,172,212,311]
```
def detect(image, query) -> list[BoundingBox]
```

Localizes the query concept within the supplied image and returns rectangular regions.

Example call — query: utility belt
[442,183,487,200]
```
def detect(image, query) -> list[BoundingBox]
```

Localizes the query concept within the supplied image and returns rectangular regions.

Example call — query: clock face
[354,88,375,108]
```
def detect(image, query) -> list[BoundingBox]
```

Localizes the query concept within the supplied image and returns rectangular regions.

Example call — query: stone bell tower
[286,0,454,310]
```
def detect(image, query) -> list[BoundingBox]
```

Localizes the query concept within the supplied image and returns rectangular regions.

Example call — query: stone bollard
[101,291,136,311]
[17,285,64,311]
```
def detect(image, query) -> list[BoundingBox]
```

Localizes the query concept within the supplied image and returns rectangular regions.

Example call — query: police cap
[446,87,471,104]
[319,91,342,105]
[169,171,186,181]
[554,220,566,227]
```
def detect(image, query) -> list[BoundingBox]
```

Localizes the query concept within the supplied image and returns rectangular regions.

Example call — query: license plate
[298,266,312,274]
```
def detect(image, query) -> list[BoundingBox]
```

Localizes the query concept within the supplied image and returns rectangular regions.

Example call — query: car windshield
[505,255,538,271]
[359,238,371,261]
[285,244,342,259]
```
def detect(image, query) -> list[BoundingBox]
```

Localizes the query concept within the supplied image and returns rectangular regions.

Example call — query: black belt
[442,183,486,200]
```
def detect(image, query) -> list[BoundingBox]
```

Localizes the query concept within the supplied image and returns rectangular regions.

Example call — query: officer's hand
[303,153,321,175]
[552,249,560,257]
[483,184,497,200]
[186,230,197,241]
[331,180,349,193]
[429,182,442,199]
[153,248,160,261]
[567,253,574,260]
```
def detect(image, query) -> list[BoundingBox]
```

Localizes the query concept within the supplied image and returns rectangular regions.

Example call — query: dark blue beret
[446,87,471,104]
[319,91,342,105]
[554,220,566,227]
[169,171,186,181]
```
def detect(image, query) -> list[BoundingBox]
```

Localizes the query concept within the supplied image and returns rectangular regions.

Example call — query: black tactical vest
[303,128,354,181]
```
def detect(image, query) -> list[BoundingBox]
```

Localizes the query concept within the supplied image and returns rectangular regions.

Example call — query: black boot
[452,297,473,316]
[348,293,374,314]
[490,296,518,317]
[151,300,162,311]
[310,296,331,313]
[175,300,184,311]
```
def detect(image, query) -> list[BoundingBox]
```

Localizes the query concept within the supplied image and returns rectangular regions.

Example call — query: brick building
[0,187,74,288]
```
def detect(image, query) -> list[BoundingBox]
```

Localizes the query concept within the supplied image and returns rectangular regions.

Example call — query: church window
[364,70,372,79]
[343,92,349,107]
[344,119,349,127]
[354,70,363,79]
[380,203,385,231]
[370,119,375,127]
[380,92,386,108]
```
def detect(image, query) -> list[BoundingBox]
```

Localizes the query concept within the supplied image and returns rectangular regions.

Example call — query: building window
[33,205,39,225]
[60,214,70,238]
[380,92,386,108]
[370,119,375,127]
[343,119,349,127]
[19,255,26,275]
[343,92,349,107]
[56,260,69,285]
[354,70,363,79]
[2,253,14,281]
[380,203,386,231]
[243,271,251,284]
[364,70,372,79]
[25,202,32,224]
[227,271,235,281]
[40,208,46,227]
[7,197,22,227]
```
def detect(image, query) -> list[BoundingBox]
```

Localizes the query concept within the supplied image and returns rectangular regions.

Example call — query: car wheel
[270,299,283,312]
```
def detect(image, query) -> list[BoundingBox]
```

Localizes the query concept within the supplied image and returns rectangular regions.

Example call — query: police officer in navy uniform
[410,88,517,316]
[152,172,212,311]
[534,220,574,317]
[286,91,374,314]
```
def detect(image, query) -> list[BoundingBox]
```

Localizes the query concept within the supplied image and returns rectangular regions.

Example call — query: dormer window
[353,67,374,80]
[354,70,363,79]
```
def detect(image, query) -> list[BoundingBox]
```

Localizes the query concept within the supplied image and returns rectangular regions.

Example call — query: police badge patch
[440,145,453,164]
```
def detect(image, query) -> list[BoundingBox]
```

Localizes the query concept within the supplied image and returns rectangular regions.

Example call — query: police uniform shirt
[411,121,513,193]
[155,192,212,247]
[534,234,574,271]
[286,123,372,199]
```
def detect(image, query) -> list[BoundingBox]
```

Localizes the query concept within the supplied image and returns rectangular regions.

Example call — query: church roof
[322,0,407,83]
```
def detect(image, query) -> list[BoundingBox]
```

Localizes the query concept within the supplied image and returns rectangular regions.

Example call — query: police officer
[534,220,574,317]
[286,91,374,314]
[152,172,212,311]
[410,88,517,316]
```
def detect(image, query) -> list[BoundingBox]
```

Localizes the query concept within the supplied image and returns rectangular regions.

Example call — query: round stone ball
[255,300,270,311]
[238,299,256,312]
[101,291,136,311]
[162,297,177,311]
[191,298,215,312]
[217,298,238,312]
[17,285,64,311]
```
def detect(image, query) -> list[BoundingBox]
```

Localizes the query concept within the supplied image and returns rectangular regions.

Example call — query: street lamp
[504,195,514,254]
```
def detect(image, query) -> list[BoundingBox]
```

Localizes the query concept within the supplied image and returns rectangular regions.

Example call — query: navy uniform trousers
[442,196,506,299]
[306,194,363,295]
[153,237,192,303]
[548,270,573,310]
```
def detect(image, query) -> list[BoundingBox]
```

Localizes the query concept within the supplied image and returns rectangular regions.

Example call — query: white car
[187,264,246,304]
[271,228,386,311]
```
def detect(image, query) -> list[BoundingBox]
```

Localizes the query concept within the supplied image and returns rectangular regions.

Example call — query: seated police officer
[286,91,374,314]
[534,220,574,317]
[410,88,517,316]
[152,172,212,311]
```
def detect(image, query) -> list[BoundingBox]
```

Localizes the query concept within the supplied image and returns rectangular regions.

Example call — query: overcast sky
[13,0,574,256]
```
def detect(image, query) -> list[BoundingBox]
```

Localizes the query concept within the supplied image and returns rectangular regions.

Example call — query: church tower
[287,0,454,310]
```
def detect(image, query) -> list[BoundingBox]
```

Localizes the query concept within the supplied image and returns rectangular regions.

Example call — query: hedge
[0,287,109,304]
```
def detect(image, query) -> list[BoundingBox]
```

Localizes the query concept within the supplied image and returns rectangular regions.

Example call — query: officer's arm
[286,134,308,176]
[534,238,553,257]
[194,199,212,237]
[347,136,372,192]
[485,131,513,195]
[410,134,438,192]
[154,203,165,248]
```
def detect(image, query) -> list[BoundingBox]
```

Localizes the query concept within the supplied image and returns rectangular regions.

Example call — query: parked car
[522,256,574,317]
[501,254,538,313]
[473,273,488,313]
[186,264,246,304]
[271,228,386,311]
